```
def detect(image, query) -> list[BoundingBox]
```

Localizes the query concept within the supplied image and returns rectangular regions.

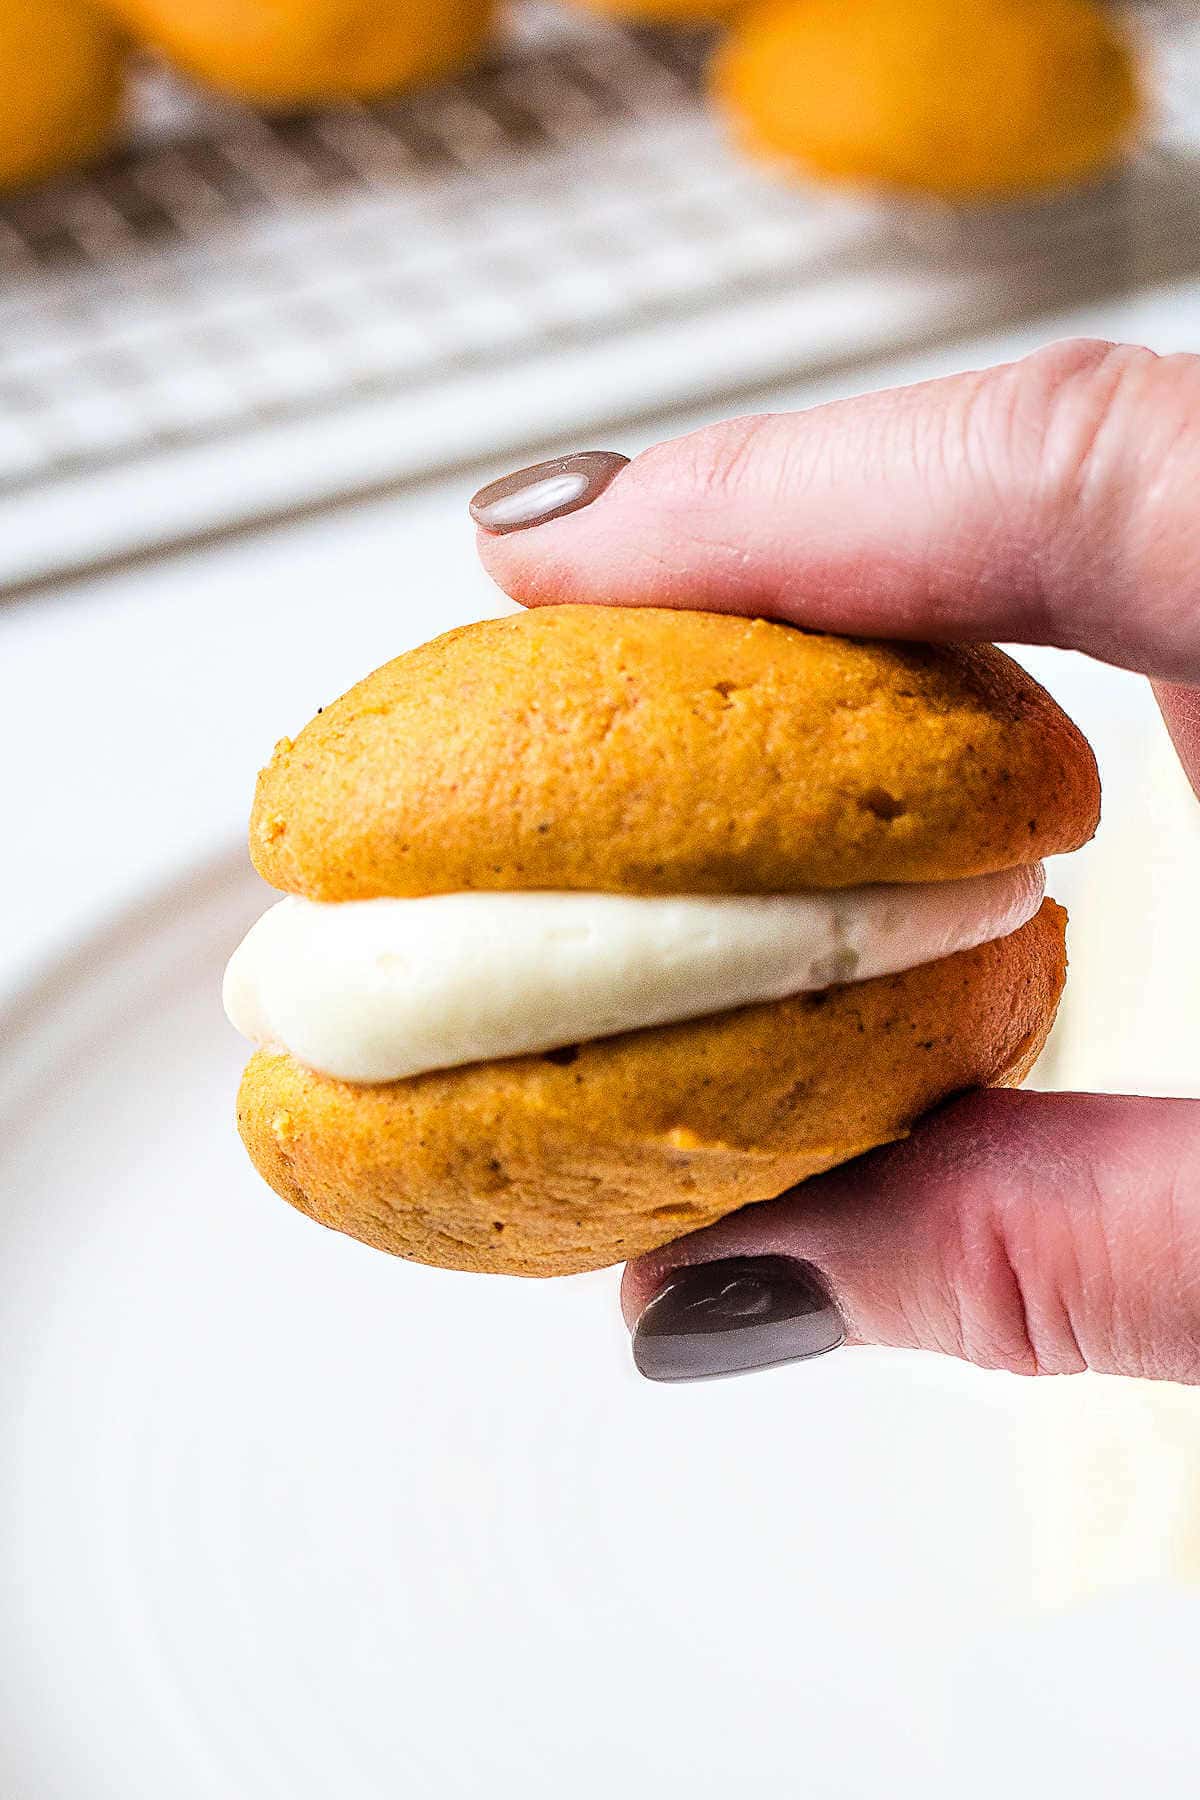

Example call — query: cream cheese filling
[223,866,1045,1084]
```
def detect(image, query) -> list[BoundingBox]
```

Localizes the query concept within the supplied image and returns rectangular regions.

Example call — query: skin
[477,337,1200,1384]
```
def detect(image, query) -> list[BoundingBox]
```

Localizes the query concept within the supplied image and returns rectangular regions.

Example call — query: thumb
[622,1091,1200,1385]
[475,337,1200,686]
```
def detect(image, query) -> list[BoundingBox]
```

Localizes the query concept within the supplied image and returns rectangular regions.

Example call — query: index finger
[474,337,1200,689]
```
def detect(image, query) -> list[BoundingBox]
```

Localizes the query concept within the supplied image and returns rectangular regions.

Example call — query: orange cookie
[0,0,125,191]
[229,607,1098,1277]
[564,0,738,21]
[714,0,1140,203]
[238,900,1065,1276]
[252,607,1098,899]
[100,0,493,107]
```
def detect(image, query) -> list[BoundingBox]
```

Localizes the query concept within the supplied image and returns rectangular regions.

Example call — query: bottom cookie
[237,899,1067,1276]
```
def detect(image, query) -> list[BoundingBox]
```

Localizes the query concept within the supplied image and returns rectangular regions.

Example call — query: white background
[2,283,1200,1794]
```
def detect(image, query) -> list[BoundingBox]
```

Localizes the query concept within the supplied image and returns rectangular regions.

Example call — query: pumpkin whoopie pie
[226,605,1098,1276]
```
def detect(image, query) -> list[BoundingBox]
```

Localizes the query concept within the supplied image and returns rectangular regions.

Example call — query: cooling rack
[1,1,1198,590]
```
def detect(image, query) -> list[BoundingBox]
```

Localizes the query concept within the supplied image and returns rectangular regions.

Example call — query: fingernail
[632,1256,844,1384]
[469,451,629,535]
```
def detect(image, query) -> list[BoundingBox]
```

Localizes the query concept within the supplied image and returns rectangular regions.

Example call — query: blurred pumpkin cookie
[101,0,494,108]
[713,0,1141,202]
[0,0,125,190]
[566,0,739,22]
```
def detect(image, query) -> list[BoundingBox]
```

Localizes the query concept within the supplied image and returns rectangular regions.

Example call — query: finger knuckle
[942,1250,1043,1378]
[1019,337,1156,513]
[953,337,1162,647]
[964,338,1135,512]
[945,1174,1087,1378]
[639,413,778,503]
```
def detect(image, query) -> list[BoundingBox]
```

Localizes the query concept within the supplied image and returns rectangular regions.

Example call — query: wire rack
[1,2,1199,589]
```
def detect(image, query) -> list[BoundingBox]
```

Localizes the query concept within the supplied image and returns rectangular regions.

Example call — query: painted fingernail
[469,451,629,535]
[632,1256,844,1383]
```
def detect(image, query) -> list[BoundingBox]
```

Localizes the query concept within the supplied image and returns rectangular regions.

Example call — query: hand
[473,339,1200,1384]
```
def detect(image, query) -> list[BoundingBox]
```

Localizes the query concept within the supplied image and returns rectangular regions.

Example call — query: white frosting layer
[223,867,1044,1084]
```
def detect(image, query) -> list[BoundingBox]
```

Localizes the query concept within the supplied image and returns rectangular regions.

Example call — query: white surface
[2,297,1200,1793]
[1,848,1199,1800]
[224,870,1045,1082]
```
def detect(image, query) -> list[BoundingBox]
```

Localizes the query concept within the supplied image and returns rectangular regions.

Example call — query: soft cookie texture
[236,607,1097,1278]
[238,901,1066,1277]
[251,608,1098,900]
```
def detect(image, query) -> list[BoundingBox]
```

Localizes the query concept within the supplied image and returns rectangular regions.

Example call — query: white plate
[1,849,1199,1797]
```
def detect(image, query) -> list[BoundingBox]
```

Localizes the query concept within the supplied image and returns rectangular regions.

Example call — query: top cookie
[251,605,1099,898]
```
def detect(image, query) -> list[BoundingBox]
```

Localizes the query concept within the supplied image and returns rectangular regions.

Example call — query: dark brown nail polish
[469,451,629,535]
[632,1256,844,1384]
